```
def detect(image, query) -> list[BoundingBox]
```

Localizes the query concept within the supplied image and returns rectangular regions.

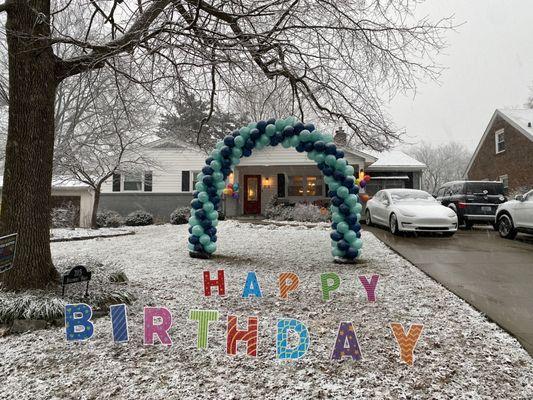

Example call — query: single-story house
[466,109,533,194]
[0,176,94,228]
[99,133,426,219]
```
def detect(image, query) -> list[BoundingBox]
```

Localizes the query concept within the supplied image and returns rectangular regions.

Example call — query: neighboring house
[466,109,533,194]
[99,136,426,218]
[0,176,94,228]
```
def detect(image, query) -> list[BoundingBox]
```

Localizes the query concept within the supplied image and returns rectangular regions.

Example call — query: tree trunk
[90,186,101,229]
[0,0,60,290]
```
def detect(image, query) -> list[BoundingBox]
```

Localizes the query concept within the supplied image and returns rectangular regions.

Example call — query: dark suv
[435,181,507,228]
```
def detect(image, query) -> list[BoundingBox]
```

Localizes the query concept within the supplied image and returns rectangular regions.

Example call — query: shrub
[170,207,190,225]
[125,210,153,226]
[292,203,330,222]
[218,209,226,221]
[96,210,123,228]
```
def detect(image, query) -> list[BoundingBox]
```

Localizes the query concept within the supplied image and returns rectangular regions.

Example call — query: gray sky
[388,0,533,150]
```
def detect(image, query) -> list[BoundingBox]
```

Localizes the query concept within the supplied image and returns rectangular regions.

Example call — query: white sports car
[365,189,458,236]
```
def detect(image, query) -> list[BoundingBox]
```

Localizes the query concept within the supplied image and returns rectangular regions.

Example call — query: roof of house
[0,176,90,189]
[367,150,426,171]
[466,108,533,174]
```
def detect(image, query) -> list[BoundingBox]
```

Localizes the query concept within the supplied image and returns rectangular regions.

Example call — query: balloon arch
[187,117,365,263]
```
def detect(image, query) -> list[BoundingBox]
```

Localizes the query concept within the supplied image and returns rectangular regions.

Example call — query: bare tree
[407,141,472,194]
[0,0,451,290]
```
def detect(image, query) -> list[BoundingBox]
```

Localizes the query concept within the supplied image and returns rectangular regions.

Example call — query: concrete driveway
[365,224,533,356]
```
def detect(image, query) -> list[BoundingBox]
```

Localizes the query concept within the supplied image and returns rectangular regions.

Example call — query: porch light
[228,172,234,184]
[263,177,271,188]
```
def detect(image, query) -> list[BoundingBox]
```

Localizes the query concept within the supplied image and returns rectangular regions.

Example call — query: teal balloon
[188,216,199,226]
[322,133,334,143]
[248,122,257,129]
[234,136,245,148]
[204,242,217,254]
[216,141,224,150]
[337,221,349,233]
[192,225,204,237]
[207,211,219,220]
[239,127,251,139]
[330,205,339,214]
[345,165,355,176]
[352,238,363,250]
[231,157,241,165]
[343,230,357,243]
[211,220,219,227]
[212,171,224,182]
[307,150,317,160]
[336,186,349,199]
[202,202,215,213]
[232,147,243,158]
[324,175,334,185]
[259,134,270,146]
[289,135,300,147]
[266,124,276,136]
[325,155,337,166]
[299,130,311,142]
[255,142,265,150]
[332,212,344,224]
[315,152,326,164]
[199,234,211,246]
[275,119,286,131]
[352,203,363,214]
[285,116,297,126]
[328,182,340,191]
[195,182,206,192]
[210,160,221,171]
[332,248,345,257]
[211,150,222,160]
[188,243,195,251]
[281,138,291,148]
[198,192,210,203]
[335,159,347,170]
[345,194,359,207]
[216,181,226,190]
[196,172,204,182]
[233,183,239,191]
[309,131,320,142]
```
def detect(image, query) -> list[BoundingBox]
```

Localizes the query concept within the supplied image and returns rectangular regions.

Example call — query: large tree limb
[0,2,8,13]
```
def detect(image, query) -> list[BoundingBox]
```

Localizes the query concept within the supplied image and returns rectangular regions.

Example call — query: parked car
[435,181,506,228]
[496,190,533,239]
[365,189,458,236]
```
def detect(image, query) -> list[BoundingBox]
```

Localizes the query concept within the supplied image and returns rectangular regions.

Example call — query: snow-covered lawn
[50,227,133,242]
[1,222,532,399]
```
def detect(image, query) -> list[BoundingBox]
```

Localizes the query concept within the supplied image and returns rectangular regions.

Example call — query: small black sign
[0,233,17,274]
[62,265,92,296]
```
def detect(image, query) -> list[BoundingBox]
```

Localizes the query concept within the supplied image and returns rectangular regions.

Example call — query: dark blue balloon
[337,240,350,251]
[244,138,255,150]
[330,231,343,241]
[223,135,235,147]
[314,141,326,152]
[293,122,305,134]
[295,143,305,153]
[250,128,261,140]
[202,166,214,175]
[256,120,267,133]
[304,142,314,152]
[231,129,240,137]
[191,199,202,209]
[188,226,193,234]
[220,146,232,158]
[243,148,252,157]
[194,243,204,252]
[351,223,362,232]
[335,150,345,159]
[195,209,207,220]
[270,137,280,146]
[211,235,217,243]
[343,177,354,188]
[317,162,326,170]
[188,235,199,244]
[193,190,199,198]
[221,167,232,176]
[201,219,212,228]
[333,171,345,182]
[304,123,315,132]
[323,166,334,176]
[221,159,232,168]
[283,126,294,137]
[325,143,337,155]
[211,195,220,204]
[328,190,337,198]
[266,118,276,125]
[205,157,213,165]
[332,222,338,230]
[345,247,358,260]
[274,132,284,143]
[206,227,217,237]
[202,175,214,186]
[350,186,360,194]
[331,196,343,207]
[339,204,351,215]
[207,187,217,197]
[346,214,358,225]
[356,232,361,239]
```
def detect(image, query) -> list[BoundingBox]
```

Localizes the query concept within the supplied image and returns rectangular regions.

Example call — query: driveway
[365,224,533,356]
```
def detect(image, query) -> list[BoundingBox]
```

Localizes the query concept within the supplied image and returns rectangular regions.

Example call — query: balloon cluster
[223,183,240,199]
[188,117,363,262]
[356,170,371,203]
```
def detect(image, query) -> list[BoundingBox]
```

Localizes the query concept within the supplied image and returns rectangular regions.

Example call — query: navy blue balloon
[221,159,232,168]
[304,123,315,132]
[346,214,358,225]
[195,209,207,220]
[205,157,214,165]
[193,190,199,198]
[220,146,232,158]
[333,171,345,182]
[244,138,255,150]
[191,199,202,209]
[325,143,337,155]
[274,132,284,143]
[349,186,358,194]
[189,235,199,244]
[283,126,294,137]
[256,120,267,133]
[270,137,280,146]
[304,142,314,152]
[317,162,326,171]
[231,129,240,137]
[328,190,337,198]
[331,196,343,207]
[295,143,305,152]
[339,204,351,215]
[202,166,214,175]
[243,148,252,157]
[206,227,217,236]
[332,222,338,230]
[201,219,212,228]
[343,177,354,188]
[351,223,362,232]
[356,232,361,239]
[345,247,358,260]
[335,150,345,159]
[266,118,276,125]
[188,226,193,234]
[202,175,214,186]
[314,141,326,152]
[211,195,221,204]
[293,122,305,134]
[211,235,218,243]
[250,128,261,140]
[207,187,217,197]
[223,135,235,147]
[323,166,334,176]
[330,231,343,241]
[338,240,350,251]
[194,243,204,252]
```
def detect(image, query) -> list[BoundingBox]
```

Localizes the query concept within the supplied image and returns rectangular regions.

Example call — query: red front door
[243,175,261,215]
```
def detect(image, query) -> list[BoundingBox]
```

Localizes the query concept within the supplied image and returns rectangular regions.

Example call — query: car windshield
[465,182,504,195]
[390,191,435,203]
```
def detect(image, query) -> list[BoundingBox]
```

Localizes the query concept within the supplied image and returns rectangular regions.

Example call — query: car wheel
[365,210,372,226]
[498,214,517,239]
[389,213,400,235]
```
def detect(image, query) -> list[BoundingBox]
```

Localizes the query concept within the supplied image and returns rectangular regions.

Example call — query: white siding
[238,146,366,166]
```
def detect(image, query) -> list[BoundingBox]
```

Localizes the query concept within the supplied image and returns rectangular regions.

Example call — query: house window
[499,174,509,190]
[123,173,143,191]
[112,173,121,192]
[288,176,323,196]
[495,129,505,154]
[144,172,153,192]
[181,170,200,192]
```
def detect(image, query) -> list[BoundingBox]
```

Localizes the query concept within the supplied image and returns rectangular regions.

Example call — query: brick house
[466,109,533,194]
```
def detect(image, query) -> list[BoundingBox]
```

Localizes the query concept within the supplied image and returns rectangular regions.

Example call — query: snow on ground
[50,227,133,242]
[1,222,532,399]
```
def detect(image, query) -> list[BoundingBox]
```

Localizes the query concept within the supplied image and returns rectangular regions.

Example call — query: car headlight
[399,210,416,217]
[447,211,456,218]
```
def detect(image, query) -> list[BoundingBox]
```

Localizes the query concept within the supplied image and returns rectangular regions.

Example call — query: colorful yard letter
[241,272,262,298]
[65,303,94,341]
[203,270,226,296]
[331,322,362,361]
[227,315,258,356]
[358,274,380,302]
[320,272,341,301]
[144,307,173,346]
[189,309,220,349]
[390,322,424,366]
[279,272,299,299]
[110,304,129,343]
[276,318,310,360]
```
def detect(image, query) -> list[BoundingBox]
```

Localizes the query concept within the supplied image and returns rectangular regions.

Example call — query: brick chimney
[334,127,346,146]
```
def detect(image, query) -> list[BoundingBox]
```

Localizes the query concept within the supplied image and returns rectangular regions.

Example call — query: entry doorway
[243,175,261,215]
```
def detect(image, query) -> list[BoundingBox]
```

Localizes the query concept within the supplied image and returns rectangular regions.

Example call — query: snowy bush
[124,210,153,226]
[292,203,330,222]
[96,210,123,228]
[170,207,190,225]
[51,202,79,228]
[0,291,66,323]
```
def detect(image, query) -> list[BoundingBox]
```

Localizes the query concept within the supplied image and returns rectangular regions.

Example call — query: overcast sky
[388,0,533,150]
